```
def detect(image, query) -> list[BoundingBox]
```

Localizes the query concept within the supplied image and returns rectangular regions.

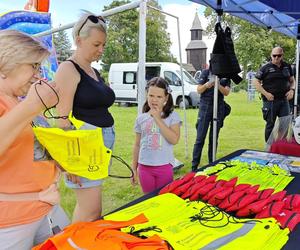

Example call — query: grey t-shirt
[134,111,182,166]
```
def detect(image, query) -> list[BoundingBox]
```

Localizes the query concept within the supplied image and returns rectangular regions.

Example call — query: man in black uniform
[191,68,231,171]
[254,47,295,142]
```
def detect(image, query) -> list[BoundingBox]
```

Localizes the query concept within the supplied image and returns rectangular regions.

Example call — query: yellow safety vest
[33,115,111,180]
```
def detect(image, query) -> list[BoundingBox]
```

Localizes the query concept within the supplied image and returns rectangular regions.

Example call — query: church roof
[190,13,203,31]
[182,63,196,72]
[186,40,207,50]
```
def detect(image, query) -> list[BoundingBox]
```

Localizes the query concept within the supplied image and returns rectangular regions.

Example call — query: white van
[108,62,199,108]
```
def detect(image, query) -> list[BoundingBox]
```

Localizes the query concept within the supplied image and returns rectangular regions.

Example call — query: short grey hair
[72,12,107,41]
[0,30,49,75]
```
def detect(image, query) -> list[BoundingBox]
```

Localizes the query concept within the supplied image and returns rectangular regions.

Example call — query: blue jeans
[64,124,115,188]
[192,100,224,167]
[262,99,290,142]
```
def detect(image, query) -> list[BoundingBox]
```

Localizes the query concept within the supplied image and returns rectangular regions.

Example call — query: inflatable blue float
[0,10,58,80]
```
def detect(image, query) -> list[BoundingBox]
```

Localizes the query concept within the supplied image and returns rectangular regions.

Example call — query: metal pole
[212,7,222,162]
[146,5,189,158]
[34,0,144,37]
[137,0,147,114]
[294,39,300,119]
[176,17,189,159]
[212,77,219,162]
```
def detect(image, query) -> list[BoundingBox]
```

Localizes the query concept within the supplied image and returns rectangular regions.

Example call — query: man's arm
[219,79,231,96]
[196,69,214,94]
[218,85,230,96]
[197,81,214,94]
[289,76,296,89]
[254,78,274,101]
[286,76,296,100]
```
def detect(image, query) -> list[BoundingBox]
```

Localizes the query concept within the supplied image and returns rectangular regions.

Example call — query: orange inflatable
[24,0,49,12]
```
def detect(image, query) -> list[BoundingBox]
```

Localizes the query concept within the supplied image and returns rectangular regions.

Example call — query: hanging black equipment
[210,22,243,84]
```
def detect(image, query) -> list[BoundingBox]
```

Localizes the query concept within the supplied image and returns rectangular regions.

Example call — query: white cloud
[163,3,215,64]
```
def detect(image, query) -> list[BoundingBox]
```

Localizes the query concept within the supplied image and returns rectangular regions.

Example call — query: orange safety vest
[33,213,170,250]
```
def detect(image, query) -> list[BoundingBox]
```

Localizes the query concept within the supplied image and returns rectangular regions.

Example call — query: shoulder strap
[67,60,84,74]
[68,60,102,82]
[94,69,105,83]
[94,69,101,80]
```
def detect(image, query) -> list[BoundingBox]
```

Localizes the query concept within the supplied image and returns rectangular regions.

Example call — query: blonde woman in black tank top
[55,12,115,223]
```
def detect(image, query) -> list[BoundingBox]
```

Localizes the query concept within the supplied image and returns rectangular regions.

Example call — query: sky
[0,0,214,65]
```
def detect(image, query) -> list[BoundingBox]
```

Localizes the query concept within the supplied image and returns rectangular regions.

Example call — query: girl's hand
[149,105,161,119]
[131,169,139,185]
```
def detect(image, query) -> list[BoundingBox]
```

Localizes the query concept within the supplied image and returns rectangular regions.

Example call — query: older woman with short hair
[0,29,63,249]
[55,12,115,222]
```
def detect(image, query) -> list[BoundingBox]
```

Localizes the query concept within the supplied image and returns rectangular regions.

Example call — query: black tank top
[69,60,115,127]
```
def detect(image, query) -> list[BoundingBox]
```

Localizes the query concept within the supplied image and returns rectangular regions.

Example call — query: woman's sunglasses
[77,15,106,36]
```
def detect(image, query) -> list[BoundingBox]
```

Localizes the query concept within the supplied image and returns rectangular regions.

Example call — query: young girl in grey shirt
[131,77,182,194]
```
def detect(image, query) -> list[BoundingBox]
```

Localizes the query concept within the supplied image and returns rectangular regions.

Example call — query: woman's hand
[54,160,66,172]
[66,173,82,187]
[38,184,60,205]
[25,80,59,114]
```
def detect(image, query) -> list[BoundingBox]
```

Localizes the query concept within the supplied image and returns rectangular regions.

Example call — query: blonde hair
[0,30,50,75]
[72,12,107,41]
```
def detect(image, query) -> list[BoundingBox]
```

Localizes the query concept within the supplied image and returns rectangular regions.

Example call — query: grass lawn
[60,91,266,218]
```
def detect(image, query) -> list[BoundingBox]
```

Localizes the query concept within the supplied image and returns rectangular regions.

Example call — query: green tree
[204,8,296,90]
[53,29,72,64]
[101,0,176,71]
[145,0,175,62]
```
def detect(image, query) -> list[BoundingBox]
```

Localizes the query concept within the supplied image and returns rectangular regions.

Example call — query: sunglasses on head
[272,54,283,58]
[77,15,106,36]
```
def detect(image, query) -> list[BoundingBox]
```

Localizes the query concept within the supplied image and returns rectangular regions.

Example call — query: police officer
[254,46,295,142]
[191,68,231,171]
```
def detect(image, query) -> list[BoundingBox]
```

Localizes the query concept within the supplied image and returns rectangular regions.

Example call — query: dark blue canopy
[190,0,300,38]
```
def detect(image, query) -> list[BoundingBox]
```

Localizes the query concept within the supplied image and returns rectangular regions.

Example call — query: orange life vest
[33,213,170,250]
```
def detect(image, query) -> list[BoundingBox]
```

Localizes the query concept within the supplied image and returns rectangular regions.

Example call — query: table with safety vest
[35,149,300,250]
[108,149,300,250]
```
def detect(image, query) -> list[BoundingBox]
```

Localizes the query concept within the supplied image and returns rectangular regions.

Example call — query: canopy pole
[137,0,147,114]
[212,0,223,162]
[294,24,300,119]
[176,17,189,159]
[34,0,145,37]
[145,5,189,159]
[212,78,219,163]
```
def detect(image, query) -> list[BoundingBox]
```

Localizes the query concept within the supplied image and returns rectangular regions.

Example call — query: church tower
[186,13,207,71]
